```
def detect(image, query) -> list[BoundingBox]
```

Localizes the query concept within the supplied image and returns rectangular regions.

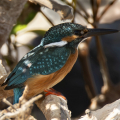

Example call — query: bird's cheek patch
[62,35,79,42]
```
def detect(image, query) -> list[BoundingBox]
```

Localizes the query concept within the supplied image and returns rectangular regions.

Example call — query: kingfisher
[1,23,119,104]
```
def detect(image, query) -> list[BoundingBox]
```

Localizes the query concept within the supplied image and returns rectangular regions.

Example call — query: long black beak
[84,28,119,37]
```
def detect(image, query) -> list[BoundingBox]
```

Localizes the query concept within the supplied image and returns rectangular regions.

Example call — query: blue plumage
[13,87,24,104]
[5,45,71,90]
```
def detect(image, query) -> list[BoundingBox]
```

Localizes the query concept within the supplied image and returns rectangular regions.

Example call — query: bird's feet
[44,88,66,100]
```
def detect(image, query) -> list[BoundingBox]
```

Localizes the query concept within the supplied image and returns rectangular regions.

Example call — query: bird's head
[41,23,119,48]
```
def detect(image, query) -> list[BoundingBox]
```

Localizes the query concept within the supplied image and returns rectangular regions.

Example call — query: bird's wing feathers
[30,46,71,75]
[4,46,71,89]
[2,44,42,86]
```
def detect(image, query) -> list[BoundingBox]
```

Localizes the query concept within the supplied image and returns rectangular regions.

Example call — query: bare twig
[77,1,90,18]
[71,0,76,23]
[78,40,97,98]
[95,0,101,21]
[0,93,71,120]
[40,9,54,26]
[90,0,95,19]
[0,94,43,120]
[95,36,113,90]
[3,98,16,110]
[80,98,120,120]
[96,0,116,21]
[75,8,88,22]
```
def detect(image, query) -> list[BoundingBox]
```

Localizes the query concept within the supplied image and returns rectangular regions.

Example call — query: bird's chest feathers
[51,49,78,86]
[24,49,78,99]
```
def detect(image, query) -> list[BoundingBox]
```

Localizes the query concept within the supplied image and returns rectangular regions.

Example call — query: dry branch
[79,98,120,120]
[0,94,43,120]
[36,94,71,120]
[95,36,112,90]
[96,0,116,21]
[78,39,97,98]
[0,94,71,120]
[29,0,73,20]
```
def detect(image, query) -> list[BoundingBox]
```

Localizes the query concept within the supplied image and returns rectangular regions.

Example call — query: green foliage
[11,24,27,34]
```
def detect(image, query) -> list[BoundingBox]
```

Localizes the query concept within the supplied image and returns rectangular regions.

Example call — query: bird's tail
[13,87,24,104]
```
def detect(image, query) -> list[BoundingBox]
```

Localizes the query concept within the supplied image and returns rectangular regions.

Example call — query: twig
[75,8,88,22]
[79,98,120,120]
[78,41,97,98]
[77,1,90,18]
[95,0,101,21]
[40,9,54,26]
[95,36,113,89]
[96,0,116,21]
[90,0,95,19]
[3,98,16,110]
[0,94,43,120]
[71,0,76,23]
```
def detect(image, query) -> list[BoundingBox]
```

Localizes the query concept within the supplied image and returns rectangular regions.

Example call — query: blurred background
[0,0,120,119]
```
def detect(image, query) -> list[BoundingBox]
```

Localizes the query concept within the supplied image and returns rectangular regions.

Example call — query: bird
[1,23,119,104]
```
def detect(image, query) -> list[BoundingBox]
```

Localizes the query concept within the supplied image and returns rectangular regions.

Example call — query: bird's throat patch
[62,35,79,42]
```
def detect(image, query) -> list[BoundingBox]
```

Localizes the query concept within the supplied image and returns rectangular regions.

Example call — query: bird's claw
[44,88,66,100]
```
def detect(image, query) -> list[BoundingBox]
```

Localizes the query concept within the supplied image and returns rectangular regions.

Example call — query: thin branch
[95,36,113,89]
[71,0,76,23]
[40,9,54,26]
[78,40,97,98]
[90,0,95,19]
[0,94,43,120]
[95,0,101,21]
[75,9,88,21]
[97,0,116,21]
[3,98,16,110]
[77,1,90,18]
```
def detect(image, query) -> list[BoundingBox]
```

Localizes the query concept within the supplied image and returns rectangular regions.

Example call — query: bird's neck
[67,37,83,53]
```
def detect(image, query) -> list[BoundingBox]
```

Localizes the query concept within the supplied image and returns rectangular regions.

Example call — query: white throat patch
[44,41,68,48]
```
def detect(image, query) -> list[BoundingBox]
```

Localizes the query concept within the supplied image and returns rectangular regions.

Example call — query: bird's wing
[4,46,71,90]
[2,44,42,86]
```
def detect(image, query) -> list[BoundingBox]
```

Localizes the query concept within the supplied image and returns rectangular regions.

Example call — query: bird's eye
[81,31,84,34]
[74,29,88,36]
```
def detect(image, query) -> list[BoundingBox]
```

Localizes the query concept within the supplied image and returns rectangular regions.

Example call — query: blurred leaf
[25,44,34,50]
[11,24,27,34]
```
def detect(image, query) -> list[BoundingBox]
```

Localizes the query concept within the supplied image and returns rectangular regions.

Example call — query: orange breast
[24,49,78,100]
